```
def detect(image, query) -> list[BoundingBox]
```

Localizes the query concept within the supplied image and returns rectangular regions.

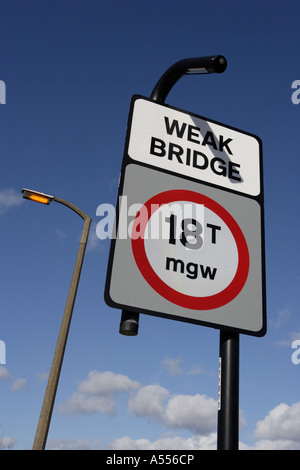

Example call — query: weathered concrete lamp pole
[22,188,91,450]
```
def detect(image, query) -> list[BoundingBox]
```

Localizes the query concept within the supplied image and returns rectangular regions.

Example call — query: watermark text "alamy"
[0,340,6,364]
[96,197,206,241]
[291,340,300,365]
[0,80,6,104]
[291,81,300,104]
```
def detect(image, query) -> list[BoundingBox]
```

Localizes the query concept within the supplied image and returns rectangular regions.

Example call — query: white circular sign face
[144,201,238,297]
[131,190,249,310]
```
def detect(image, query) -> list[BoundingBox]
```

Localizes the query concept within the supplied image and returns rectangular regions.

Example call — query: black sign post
[148,55,240,450]
[217,330,239,450]
[107,56,266,450]
[119,55,227,336]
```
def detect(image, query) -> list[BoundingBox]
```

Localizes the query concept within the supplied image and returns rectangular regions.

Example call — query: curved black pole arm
[150,55,227,104]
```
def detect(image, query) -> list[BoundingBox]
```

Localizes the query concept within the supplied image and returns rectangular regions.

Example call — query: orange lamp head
[22,189,53,205]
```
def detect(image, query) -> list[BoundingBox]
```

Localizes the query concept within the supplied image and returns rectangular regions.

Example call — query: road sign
[105,96,266,337]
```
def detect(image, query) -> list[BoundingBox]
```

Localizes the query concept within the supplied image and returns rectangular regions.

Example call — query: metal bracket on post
[118,55,227,337]
[119,310,139,336]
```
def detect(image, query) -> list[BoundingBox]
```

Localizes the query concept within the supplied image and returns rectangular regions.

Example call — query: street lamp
[22,189,53,205]
[119,55,227,337]
[22,188,91,450]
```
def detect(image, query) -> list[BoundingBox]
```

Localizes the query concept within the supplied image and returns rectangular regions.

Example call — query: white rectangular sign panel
[128,97,261,196]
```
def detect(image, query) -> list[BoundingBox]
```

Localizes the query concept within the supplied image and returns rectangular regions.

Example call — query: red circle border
[131,190,249,310]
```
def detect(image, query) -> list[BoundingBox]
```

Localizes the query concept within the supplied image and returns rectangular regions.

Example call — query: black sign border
[104,95,267,337]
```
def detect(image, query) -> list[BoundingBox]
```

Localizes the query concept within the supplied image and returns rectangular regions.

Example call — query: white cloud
[0,436,17,450]
[78,370,140,395]
[105,433,218,450]
[55,229,68,241]
[270,307,292,330]
[161,355,213,377]
[0,367,29,392]
[254,402,300,443]
[252,439,300,450]
[35,372,48,382]
[0,366,12,380]
[47,438,101,450]
[0,188,23,215]
[60,369,218,437]
[12,378,27,391]
[129,385,217,435]
[163,394,217,434]
[273,331,300,348]
[161,356,183,375]
[59,371,140,416]
[105,436,150,451]
[55,368,300,450]
[187,364,206,375]
[128,384,170,419]
[59,392,116,416]
[87,222,106,253]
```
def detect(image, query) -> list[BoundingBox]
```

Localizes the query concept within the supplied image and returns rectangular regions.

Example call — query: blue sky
[0,0,300,450]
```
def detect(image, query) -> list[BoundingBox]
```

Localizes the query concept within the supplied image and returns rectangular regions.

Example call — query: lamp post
[119,55,227,337]
[22,188,91,450]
